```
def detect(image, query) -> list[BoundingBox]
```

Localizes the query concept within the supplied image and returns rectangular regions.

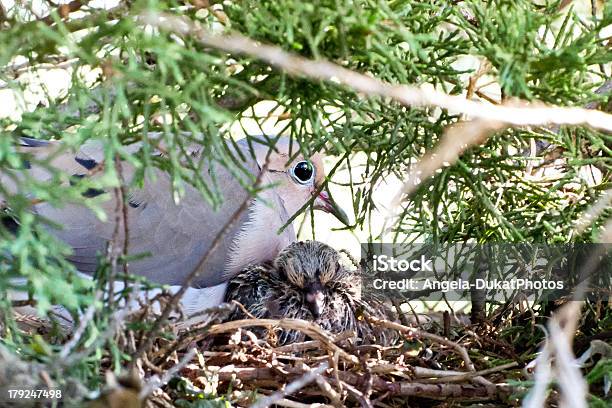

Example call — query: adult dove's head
[250,137,349,226]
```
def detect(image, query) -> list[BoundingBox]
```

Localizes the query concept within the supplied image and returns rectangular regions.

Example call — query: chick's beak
[314,190,350,226]
[306,289,325,319]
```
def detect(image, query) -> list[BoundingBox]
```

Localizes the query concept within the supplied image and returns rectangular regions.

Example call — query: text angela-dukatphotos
[370,254,565,292]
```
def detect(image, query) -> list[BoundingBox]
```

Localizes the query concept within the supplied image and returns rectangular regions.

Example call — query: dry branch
[415,362,518,384]
[251,363,329,408]
[140,12,612,133]
[207,318,359,364]
[390,119,508,205]
[209,365,513,400]
[139,11,612,214]
[574,189,612,235]
[58,290,102,360]
[131,157,271,364]
[140,348,197,399]
[364,313,475,371]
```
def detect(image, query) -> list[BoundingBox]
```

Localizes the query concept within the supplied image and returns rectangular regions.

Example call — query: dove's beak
[305,286,325,319]
[314,190,350,226]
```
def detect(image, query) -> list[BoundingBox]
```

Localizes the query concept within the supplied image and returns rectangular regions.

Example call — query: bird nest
[138,303,524,408]
[11,291,608,408]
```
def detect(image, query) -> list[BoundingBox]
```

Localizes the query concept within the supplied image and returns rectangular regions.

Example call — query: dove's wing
[5,136,260,287]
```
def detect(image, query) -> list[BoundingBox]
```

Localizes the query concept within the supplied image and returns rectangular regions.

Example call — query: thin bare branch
[364,313,475,371]
[140,11,612,133]
[58,290,102,360]
[207,318,359,364]
[140,348,197,399]
[416,362,518,383]
[131,156,271,364]
[40,1,88,25]
[574,189,612,235]
[390,119,508,207]
[251,362,329,408]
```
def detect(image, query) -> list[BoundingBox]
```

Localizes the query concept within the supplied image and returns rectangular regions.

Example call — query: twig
[338,369,513,399]
[415,362,518,383]
[390,298,410,327]
[60,303,131,368]
[107,157,129,308]
[232,300,257,319]
[151,304,235,364]
[364,313,475,371]
[1,57,76,76]
[390,118,508,207]
[58,290,102,359]
[274,339,322,354]
[40,0,87,25]
[465,60,491,101]
[140,11,612,133]
[340,381,373,408]
[209,366,514,401]
[274,331,355,354]
[384,382,511,398]
[573,188,612,235]
[585,79,612,111]
[475,89,499,105]
[331,349,343,395]
[207,318,359,364]
[11,299,36,307]
[264,398,333,408]
[315,375,343,407]
[601,217,612,243]
[250,362,329,408]
[130,156,271,364]
[548,315,588,408]
[139,348,197,399]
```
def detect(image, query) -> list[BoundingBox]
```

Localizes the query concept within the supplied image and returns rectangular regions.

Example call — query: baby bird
[225,241,395,345]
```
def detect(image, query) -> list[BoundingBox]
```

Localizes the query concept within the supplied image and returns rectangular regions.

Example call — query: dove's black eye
[291,161,314,184]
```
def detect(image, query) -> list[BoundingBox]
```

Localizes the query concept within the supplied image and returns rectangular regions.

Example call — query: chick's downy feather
[225,241,396,345]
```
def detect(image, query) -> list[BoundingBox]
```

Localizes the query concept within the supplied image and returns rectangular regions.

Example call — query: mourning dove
[225,241,397,345]
[2,135,349,295]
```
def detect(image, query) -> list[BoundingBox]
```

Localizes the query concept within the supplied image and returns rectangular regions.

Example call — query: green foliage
[0,0,609,402]
[586,358,612,384]
[458,0,611,101]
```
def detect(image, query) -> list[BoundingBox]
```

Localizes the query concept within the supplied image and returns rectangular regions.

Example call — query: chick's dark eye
[292,161,314,184]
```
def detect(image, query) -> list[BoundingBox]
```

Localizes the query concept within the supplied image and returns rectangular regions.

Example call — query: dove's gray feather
[4,137,265,287]
[3,135,348,293]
